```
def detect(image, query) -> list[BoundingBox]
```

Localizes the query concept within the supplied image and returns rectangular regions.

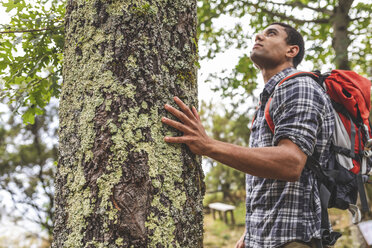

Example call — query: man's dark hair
[270,22,304,68]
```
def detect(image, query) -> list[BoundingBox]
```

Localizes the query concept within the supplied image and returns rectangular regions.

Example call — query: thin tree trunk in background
[332,0,353,70]
[54,0,204,247]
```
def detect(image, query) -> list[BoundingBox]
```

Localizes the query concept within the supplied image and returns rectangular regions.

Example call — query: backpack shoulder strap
[265,71,320,133]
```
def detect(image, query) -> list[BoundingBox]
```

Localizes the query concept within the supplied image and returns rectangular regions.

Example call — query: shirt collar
[262,67,297,97]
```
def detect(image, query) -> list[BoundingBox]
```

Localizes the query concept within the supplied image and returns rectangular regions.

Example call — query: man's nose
[255,33,264,42]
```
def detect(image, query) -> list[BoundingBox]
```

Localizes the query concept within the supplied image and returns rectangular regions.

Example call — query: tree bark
[54,0,204,247]
[332,0,353,70]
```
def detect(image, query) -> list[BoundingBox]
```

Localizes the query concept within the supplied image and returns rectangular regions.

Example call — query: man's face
[250,24,291,69]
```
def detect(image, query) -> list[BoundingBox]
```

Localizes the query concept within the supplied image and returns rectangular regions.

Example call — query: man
[161,23,334,248]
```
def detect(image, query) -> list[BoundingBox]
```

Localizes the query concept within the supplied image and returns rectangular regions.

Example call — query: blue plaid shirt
[245,67,334,248]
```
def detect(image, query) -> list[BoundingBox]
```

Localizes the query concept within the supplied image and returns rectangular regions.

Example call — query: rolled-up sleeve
[271,77,328,156]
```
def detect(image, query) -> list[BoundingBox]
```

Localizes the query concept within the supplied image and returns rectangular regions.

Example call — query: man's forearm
[161,97,307,182]
[204,138,306,182]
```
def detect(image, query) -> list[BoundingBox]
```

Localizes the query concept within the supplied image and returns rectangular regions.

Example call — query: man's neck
[261,63,294,83]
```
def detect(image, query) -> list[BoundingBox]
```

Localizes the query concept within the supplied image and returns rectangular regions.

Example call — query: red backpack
[264,70,372,246]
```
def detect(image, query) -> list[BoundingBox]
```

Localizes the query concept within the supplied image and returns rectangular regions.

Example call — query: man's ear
[286,45,299,59]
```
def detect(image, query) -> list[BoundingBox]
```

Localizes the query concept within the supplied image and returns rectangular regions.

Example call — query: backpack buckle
[363,150,372,157]
[348,204,362,224]
[366,139,372,148]
[363,139,372,157]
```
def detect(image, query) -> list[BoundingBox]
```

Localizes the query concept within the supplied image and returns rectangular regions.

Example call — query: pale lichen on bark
[55,0,204,247]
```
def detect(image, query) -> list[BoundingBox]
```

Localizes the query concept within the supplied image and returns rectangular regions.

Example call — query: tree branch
[250,2,331,24]
[350,16,371,21]
[262,0,333,15]
[0,26,61,34]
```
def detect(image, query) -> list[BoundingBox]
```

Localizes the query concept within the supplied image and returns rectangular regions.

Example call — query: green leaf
[3,0,26,12]
[22,107,35,124]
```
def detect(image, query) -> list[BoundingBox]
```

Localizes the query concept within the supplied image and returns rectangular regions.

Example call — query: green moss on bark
[58,165,94,248]
[55,0,203,247]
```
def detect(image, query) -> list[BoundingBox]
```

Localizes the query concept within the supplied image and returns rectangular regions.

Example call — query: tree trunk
[332,0,353,70]
[54,0,204,247]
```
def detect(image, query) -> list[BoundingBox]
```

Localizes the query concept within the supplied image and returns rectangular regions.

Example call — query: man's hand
[162,96,212,156]
[235,233,245,248]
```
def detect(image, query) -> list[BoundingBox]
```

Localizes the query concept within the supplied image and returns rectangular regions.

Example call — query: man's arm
[162,97,307,182]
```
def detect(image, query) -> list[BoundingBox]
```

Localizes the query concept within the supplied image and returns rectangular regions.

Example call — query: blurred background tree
[0,0,63,243]
[200,100,249,205]
[0,103,57,246]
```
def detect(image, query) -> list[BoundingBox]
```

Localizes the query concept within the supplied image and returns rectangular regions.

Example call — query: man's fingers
[164,136,189,143]
[192,106,200,121]
[164,104,193,126]
[173,97,197,121]
[161,117,191,133]
[234,240,243,248]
